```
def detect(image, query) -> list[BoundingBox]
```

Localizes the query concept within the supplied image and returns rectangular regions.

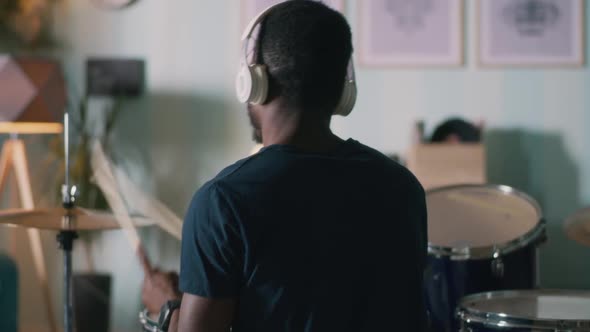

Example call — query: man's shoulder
[189,153,264,202]
[210,150,272,185]
[351,140,424,192]
[349,140,394,163]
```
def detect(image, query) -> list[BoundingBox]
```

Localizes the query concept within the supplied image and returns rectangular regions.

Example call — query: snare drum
[424,185,545,332]
[457,290,590,331]
[139,309,161,332]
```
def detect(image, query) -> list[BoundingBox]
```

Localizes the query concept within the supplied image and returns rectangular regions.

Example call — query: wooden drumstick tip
[137,245,153,276]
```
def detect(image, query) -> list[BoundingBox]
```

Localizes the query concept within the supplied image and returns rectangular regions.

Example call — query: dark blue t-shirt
[180,139,427,331]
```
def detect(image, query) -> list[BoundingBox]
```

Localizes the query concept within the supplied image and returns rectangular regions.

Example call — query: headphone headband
[241,3,282,42]
[236,1,357,116]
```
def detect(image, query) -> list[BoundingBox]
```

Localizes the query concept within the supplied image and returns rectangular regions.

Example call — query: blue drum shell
[424,244,537,332]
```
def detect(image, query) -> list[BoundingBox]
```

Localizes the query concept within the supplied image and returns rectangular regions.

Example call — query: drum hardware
[58,112,75,332]
[491,249,504,278]
[56,228,77,332]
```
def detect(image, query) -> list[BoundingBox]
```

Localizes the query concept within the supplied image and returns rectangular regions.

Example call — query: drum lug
[459,322,473,332]
[492,250,504,278]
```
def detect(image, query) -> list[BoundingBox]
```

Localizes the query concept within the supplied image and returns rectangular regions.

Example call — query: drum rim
[139,309,161,332]
[456,289,590,330]
[426,184,545,260]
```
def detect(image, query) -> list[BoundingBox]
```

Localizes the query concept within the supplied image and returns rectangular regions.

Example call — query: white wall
[1,0,589,331]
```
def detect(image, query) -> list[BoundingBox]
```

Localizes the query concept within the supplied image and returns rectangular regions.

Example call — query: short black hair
[257,1,353,113]
[430,118,482,143]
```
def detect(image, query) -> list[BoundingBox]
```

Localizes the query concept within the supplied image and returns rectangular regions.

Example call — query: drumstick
[95,164,152,276]
[114,166,182,240]
[90,141,153,276]
[137,245,153,276]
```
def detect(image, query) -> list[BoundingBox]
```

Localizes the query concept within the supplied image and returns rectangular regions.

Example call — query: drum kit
[425,184,590,332]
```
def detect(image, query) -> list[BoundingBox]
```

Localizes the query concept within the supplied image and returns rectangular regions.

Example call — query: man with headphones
[142,1,427,331]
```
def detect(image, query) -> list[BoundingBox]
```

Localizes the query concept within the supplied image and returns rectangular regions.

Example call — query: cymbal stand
[57,112,78,332]
[56,228,77,332]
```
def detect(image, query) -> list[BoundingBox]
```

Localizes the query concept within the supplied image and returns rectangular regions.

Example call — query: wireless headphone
[235,2,357,116]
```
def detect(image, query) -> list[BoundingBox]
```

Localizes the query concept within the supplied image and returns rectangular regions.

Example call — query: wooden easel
[0,138,57,332]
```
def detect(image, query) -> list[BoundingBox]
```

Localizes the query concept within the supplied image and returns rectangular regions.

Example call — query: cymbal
[564,207,590,246]
[0,207,154,231]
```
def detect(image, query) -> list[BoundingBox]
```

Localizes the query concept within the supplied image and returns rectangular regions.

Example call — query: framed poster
[242,0,345,28]
[478,0,585,66]
[358,0,464,66]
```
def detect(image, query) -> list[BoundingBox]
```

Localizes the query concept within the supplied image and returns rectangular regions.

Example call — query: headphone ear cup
[236,64,254,103]
[248,64,269,105]
[333,80,357,116]
[235,64,268,104]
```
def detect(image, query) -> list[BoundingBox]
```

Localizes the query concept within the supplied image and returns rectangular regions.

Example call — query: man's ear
[261,73,283,106]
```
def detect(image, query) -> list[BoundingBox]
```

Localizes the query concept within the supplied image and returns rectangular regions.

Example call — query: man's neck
[261,104,343,152]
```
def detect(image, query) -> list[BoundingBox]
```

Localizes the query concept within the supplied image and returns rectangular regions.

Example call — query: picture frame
[478,0,585,67]
[358,0,464,67]
[242,0,345,29]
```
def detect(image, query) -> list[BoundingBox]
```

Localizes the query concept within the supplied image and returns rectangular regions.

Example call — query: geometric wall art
[0,56,66,124]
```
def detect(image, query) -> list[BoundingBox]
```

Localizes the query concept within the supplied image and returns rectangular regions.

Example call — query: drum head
[427,185,541,249]
[459,290,590,326]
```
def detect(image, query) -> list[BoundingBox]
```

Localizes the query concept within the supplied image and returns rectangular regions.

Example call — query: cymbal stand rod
[65,249,72,332]
[57,229,77,332]
[60,111,78,332]
[63,112,72,205]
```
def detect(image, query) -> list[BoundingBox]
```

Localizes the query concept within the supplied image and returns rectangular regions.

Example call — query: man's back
[180,139,427,331]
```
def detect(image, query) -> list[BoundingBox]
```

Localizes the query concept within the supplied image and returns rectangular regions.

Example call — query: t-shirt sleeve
[179,183,244,298]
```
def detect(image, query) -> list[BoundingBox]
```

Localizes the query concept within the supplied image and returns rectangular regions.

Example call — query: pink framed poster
[358,0,464,67]
[478,0,585,67]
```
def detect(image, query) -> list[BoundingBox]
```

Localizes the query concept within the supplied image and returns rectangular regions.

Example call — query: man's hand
[141,269,182,316]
